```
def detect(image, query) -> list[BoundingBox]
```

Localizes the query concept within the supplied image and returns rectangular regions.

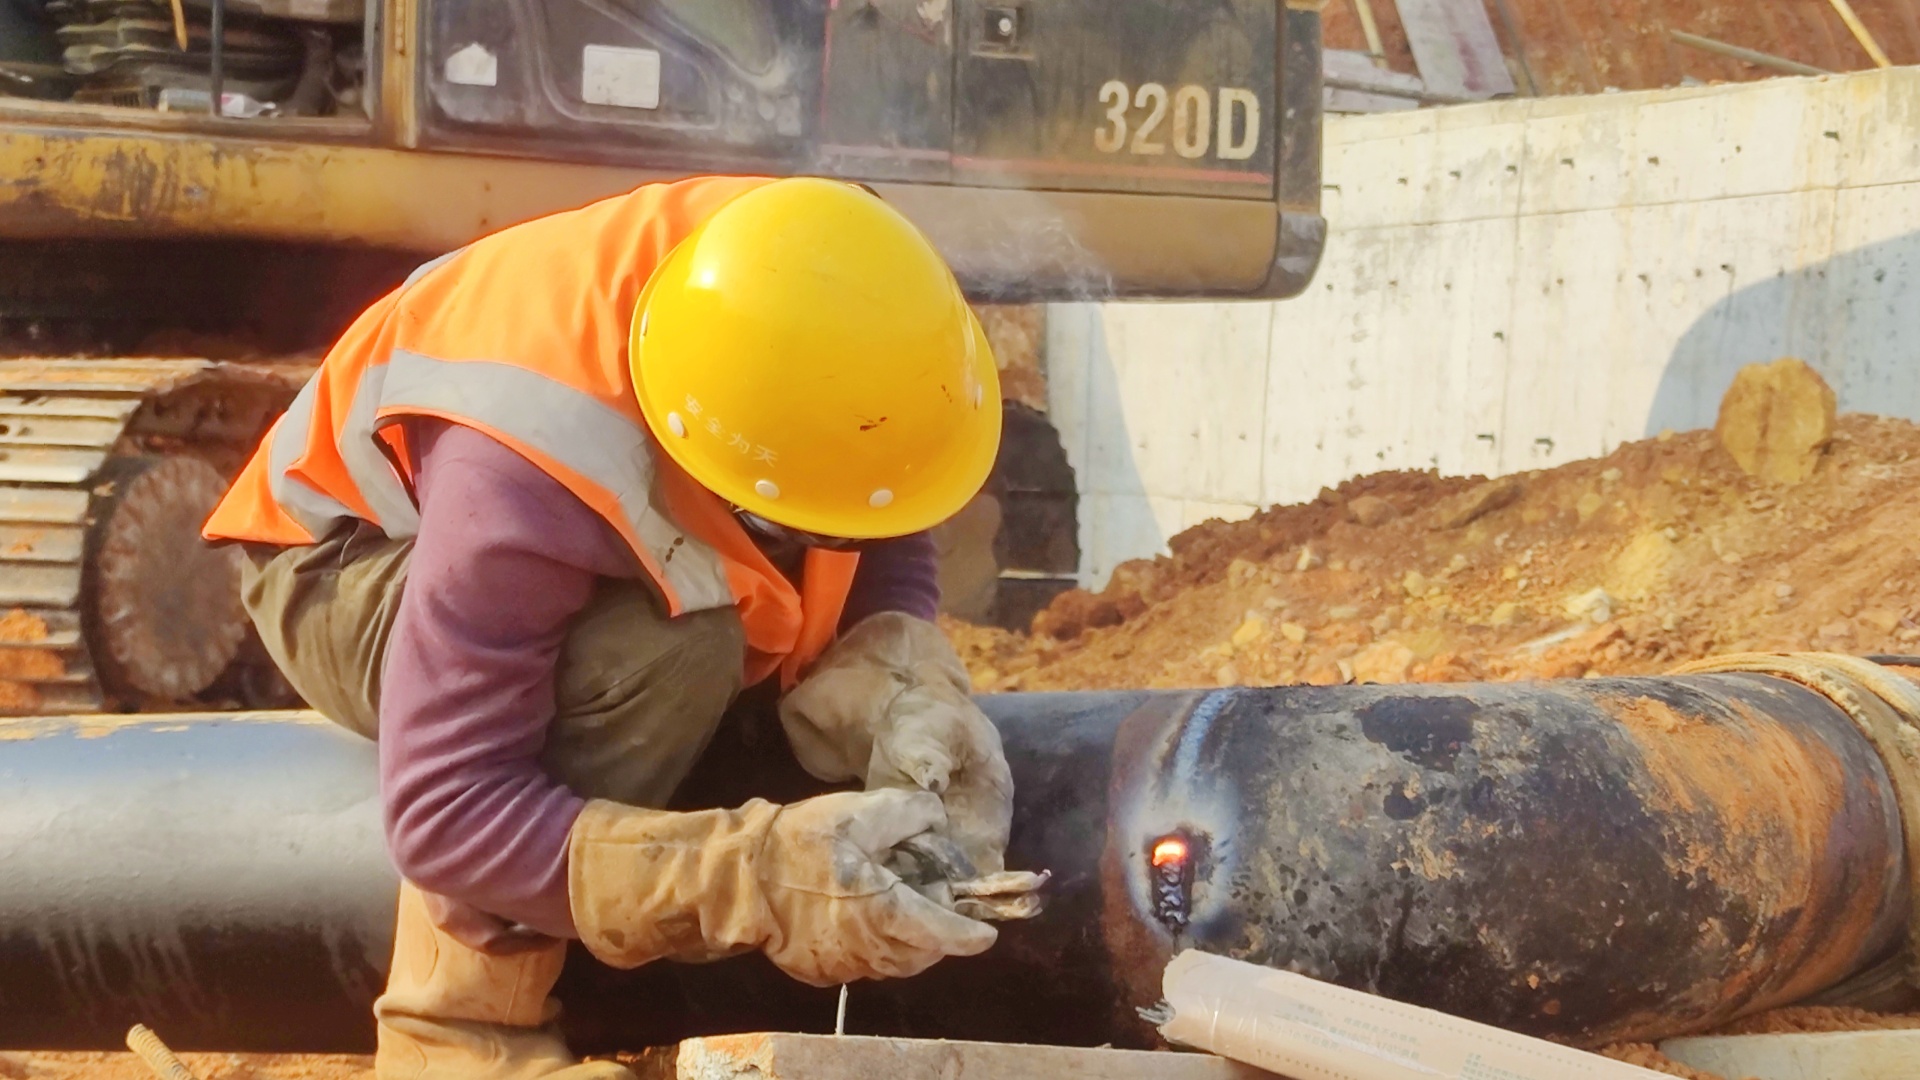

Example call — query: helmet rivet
[667,412,688,437]
[755,479,781,500]
[869,489,894,509]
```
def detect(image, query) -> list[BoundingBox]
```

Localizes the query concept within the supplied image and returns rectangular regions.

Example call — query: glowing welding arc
[1151,836,1189,868]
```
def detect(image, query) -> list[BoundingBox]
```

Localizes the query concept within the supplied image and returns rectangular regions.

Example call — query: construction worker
[203,176,1014,1079]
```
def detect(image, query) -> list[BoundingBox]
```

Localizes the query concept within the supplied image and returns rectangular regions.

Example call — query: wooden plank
[1324,49,1428,96]
[0,414,128,449]
[0,447,108,485]
[24,683,104,714]
[627,1034,1271,1080]
[1662,1030,1920,1079]
[1326,87,1422,113]
[1396,0,1517,100]
[0,393,143,420]
[0,608,81,648]
[0,486,91,525]
[0,629,82,650]
[0,665,92,686]
[0,359,210,395]
[0,679,104,716]
[0,563,81,607]
[0,524,85,565]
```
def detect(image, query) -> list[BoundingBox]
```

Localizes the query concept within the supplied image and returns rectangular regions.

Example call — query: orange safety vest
[204,176,860,688]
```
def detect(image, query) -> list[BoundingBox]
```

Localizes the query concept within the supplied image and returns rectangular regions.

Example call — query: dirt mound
[949,413,1920,694]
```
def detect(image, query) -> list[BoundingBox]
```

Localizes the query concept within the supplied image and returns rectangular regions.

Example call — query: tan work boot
[374,883,634,1080]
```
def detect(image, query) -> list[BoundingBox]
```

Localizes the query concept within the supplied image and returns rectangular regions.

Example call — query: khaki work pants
[238,523,748,810]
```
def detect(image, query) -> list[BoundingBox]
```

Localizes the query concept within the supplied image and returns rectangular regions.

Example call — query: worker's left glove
[780,613,1014,874]
[568,791,998,987]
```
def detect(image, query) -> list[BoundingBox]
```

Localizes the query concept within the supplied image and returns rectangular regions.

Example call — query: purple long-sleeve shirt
[381,420,938,937]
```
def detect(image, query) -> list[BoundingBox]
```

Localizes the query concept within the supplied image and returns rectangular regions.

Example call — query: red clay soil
[949,414,1920,696]
[1320,0,1920,98]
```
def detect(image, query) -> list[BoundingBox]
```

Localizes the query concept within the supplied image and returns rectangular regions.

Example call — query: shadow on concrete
[1646,229,1920,436]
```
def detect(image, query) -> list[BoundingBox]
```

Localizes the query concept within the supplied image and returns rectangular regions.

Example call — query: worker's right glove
[780,612,1015,874]
[566,789,998,987]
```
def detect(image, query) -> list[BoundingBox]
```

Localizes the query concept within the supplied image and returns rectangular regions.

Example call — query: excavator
[0,0,1327,714]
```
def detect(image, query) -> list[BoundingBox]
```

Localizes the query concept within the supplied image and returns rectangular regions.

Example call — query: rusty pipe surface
[1091,676,1908,1044]
[0,675,1907,1052]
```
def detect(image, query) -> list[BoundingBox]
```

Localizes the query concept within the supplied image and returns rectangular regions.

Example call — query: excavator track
[0,357,309,714]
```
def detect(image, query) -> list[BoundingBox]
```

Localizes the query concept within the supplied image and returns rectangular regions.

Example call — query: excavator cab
[0,1,1326,712]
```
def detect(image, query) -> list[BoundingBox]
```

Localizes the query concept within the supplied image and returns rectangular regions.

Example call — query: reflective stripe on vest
[259,247,467,543]
[259,352,737,617]
[265,364,422,540]
[375,350,735,613]
[402,247,466,289]
[264,377,356,537]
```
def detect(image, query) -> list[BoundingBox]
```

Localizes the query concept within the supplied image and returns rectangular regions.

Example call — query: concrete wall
[1051,67,1920,588]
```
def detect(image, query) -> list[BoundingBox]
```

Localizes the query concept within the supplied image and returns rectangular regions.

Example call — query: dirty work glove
[566,789,998,987]
[780,612,1015,873]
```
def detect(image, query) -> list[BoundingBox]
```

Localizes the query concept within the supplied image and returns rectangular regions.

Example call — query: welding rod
[127,1024,202,1080]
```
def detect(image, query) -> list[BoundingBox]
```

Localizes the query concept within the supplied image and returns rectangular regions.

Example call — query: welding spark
[1151,837,1189,868]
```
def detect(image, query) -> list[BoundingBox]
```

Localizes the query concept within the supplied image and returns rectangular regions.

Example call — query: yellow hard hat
[631,177,1001,540]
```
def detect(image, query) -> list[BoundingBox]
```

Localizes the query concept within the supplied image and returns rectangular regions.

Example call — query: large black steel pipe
[0,712,395,1049]
[0,674,1907,1052]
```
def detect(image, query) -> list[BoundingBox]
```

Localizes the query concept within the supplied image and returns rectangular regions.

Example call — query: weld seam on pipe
[1670,653,1920,985]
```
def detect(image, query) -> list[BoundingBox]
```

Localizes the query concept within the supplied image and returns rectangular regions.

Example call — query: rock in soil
[1713,357,1835,485]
